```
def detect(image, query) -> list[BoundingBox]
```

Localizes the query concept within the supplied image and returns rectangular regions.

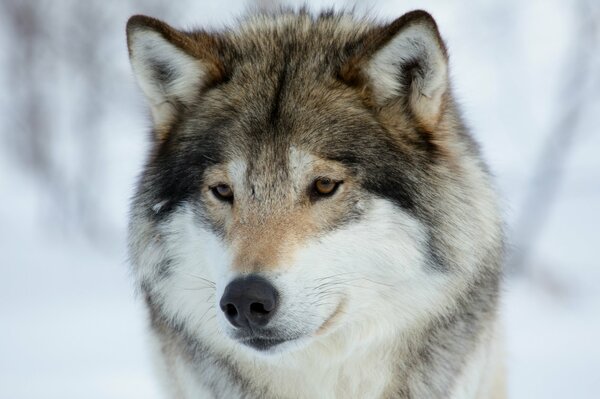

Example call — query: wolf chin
[126,8,505,399]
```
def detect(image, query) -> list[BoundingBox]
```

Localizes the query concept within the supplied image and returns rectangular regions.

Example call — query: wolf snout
[219,275,279,329]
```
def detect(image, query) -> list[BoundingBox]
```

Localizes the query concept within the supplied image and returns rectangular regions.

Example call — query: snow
[1,1,598,398]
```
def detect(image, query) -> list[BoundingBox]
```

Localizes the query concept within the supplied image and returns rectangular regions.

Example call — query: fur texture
[126,8,504,399]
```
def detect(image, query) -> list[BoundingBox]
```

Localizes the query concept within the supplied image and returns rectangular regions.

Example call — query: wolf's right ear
[126,15,223,139]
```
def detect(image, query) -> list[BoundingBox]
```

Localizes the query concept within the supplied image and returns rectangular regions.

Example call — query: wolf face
[127,9,502,366]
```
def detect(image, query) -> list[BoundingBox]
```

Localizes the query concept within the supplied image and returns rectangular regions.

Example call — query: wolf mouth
[235,300,346,351]
[239,336,290,351]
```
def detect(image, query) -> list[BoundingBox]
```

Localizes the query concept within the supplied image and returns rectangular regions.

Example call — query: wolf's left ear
[126,15,224,139]
[343,11,448,128]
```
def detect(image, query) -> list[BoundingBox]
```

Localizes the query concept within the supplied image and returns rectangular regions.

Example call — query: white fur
[147,328,216,398]
[128,29,206,127]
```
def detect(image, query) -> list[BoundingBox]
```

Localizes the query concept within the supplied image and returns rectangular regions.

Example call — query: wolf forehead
[127,10,460,215]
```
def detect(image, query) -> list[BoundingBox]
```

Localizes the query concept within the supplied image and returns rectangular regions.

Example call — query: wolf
[126,8,505,399]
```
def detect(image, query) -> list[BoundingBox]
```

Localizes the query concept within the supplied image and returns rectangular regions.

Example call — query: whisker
[312,272,361,283]
[181,286,217,292]
[198,306,216,325]
[184,273,216,286]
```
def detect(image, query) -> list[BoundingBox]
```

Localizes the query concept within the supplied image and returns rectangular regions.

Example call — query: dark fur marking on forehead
[268,50,290,127]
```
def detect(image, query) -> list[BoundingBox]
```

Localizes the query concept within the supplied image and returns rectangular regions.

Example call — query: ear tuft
[352,11,449,128]
[126,16,220,138]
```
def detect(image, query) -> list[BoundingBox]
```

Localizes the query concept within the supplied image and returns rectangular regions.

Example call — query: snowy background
[1,0,599,398]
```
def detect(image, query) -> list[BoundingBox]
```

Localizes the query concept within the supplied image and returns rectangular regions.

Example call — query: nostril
[225,303,238,318]
[250,302,270,315]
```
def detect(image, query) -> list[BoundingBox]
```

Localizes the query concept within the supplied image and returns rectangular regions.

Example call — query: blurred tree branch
[1,1,53,177]
[508,0,600,275]
[0,0,174,247]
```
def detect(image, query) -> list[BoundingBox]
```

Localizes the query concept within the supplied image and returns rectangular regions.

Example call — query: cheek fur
[270,198,452,334]
[144,206,232,336]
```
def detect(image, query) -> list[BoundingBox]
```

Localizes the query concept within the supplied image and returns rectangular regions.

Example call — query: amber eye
[211,184,234,202]
[312,177,341,198]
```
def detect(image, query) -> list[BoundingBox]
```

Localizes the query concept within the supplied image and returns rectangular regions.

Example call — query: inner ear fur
[126,15,225,139]
[340,10,449,130]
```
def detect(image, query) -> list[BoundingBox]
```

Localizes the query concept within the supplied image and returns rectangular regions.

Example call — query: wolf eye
[211,184,234,203]
[312,178,341,198]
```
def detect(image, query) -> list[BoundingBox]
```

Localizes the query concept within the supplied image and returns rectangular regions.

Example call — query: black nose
[219,275,279,329]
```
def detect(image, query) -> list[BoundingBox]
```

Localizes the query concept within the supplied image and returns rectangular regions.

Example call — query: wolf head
[127,10,502,356]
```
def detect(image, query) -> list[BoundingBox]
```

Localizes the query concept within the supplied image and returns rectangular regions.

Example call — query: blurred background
[1,0,598,398]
